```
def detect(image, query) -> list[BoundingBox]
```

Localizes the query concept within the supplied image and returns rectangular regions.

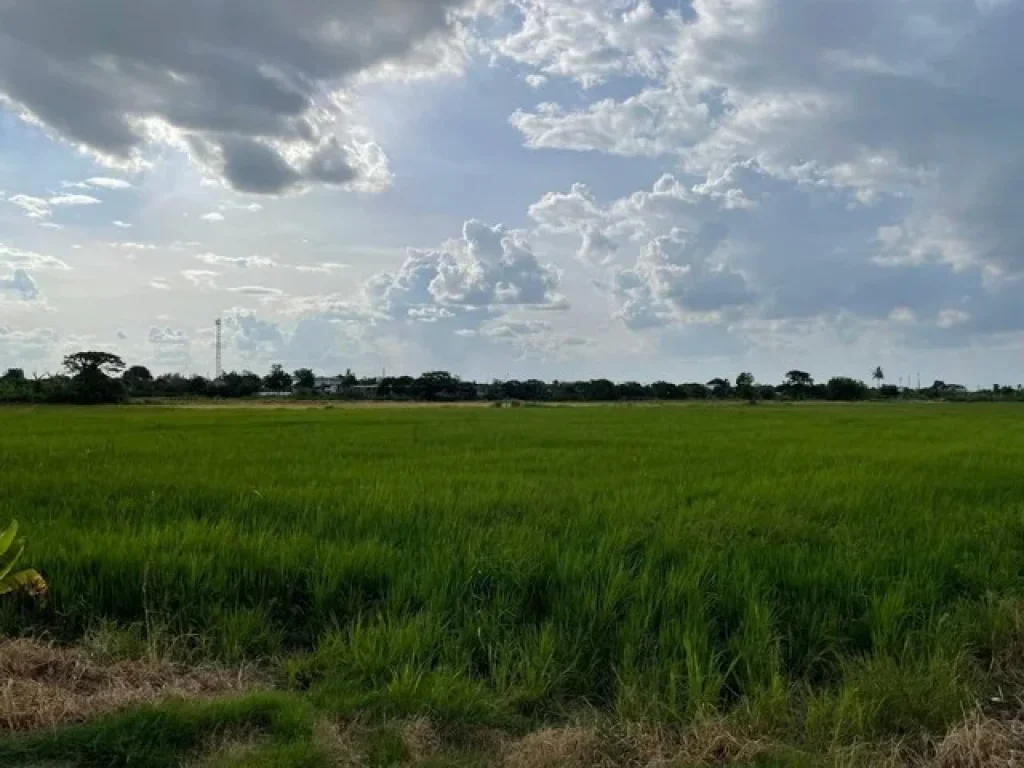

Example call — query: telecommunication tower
[214,318,223,379]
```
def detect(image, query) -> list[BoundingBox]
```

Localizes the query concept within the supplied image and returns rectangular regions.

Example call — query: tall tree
[63,351,125,377]
[784,370,814,399]
[263,364,293,392]
[872,366,884,387]
[736,371,755,401]
[293,368,315,390]
[62,351,126,403]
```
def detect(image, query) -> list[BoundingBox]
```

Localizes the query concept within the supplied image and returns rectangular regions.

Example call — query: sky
[1,0,1023,387]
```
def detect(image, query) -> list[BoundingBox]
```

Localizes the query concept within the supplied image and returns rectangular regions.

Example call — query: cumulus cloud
[148,327,189,345]
[0,0,472,194]
[200,212,225,223]
[503,0,1024,279]
[371,220,567,314]
[224,309,286,359]
[495,0,684,87]
[147,327,192,367]
[112,220,132,229]
[611,227,753,329]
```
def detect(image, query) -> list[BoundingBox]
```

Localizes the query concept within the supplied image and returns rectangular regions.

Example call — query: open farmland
[3,403,1024,766]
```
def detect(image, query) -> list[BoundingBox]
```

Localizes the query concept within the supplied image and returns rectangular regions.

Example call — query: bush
[826,377,869,401]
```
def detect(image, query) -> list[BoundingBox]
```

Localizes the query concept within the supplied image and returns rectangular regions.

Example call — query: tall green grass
[3,403,1024,742]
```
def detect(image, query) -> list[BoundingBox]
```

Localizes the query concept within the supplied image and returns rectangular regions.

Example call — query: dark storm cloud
[0,0,468,192]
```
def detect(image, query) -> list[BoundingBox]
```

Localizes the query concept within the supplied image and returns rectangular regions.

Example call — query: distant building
[313,376,344,394]
[350,383,379,397]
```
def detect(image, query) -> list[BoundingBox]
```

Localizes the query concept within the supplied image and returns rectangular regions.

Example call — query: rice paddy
[2,402,1024,766]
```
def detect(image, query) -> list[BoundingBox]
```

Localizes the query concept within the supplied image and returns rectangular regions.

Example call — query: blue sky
[2,0,1023,387]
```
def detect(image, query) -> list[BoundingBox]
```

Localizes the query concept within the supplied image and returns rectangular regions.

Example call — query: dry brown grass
[927,709,1024,768]
[0,637,259,732]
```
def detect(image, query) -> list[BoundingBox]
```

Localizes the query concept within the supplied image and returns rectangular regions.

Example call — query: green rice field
[2,402,1024,765]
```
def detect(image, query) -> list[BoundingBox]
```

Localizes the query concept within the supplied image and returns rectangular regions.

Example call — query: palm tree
[872,366,884,388]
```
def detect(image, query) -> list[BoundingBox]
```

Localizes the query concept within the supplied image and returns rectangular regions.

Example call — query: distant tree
[293,368,316,390]
[219,370,262,398]
[187,375,210,397]
[707,378,732,398]
[872,366,884,388]
[680,382,708,400]
[122,365,153,397]
[416,371,459,400]
[582,379,618,401]
[826,377,868,401]
[340,369,357,389]
[784,370,814,399]
[263,364,293,392]
[153,373,190,397]
[0,368,31,403]
[651,381,680,400]
[735,372,756,402]
[63,351,125,378]
[617,381,648,400]
[62,351,125,404]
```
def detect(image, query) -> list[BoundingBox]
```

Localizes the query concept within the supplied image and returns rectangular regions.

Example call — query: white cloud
[85,177,131,190]
[149,278,172,290]
[610,227,753,329]
[888,307,917,324]
[511,89,708,157]
[293,262,349,273]
[181,269,219,289]
[937,309,970,329]
[64,177,132,190]
[110,242,157,251]
[148,327,189,345]
[5,192,100,220]
[372,220,567,313]
[196,252,277,269]
[7,195,51,219]
[112,220,132,229]
[0,245,70,271]
[200,212,225,223]
[228,285,284,297]
[48,194,101,207]
[495,0,684,87]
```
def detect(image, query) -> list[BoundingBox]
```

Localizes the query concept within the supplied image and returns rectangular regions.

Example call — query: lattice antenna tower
[215,318,223,379]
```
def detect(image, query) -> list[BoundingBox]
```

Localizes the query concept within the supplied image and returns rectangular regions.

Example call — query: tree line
[0,350,1018,405]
